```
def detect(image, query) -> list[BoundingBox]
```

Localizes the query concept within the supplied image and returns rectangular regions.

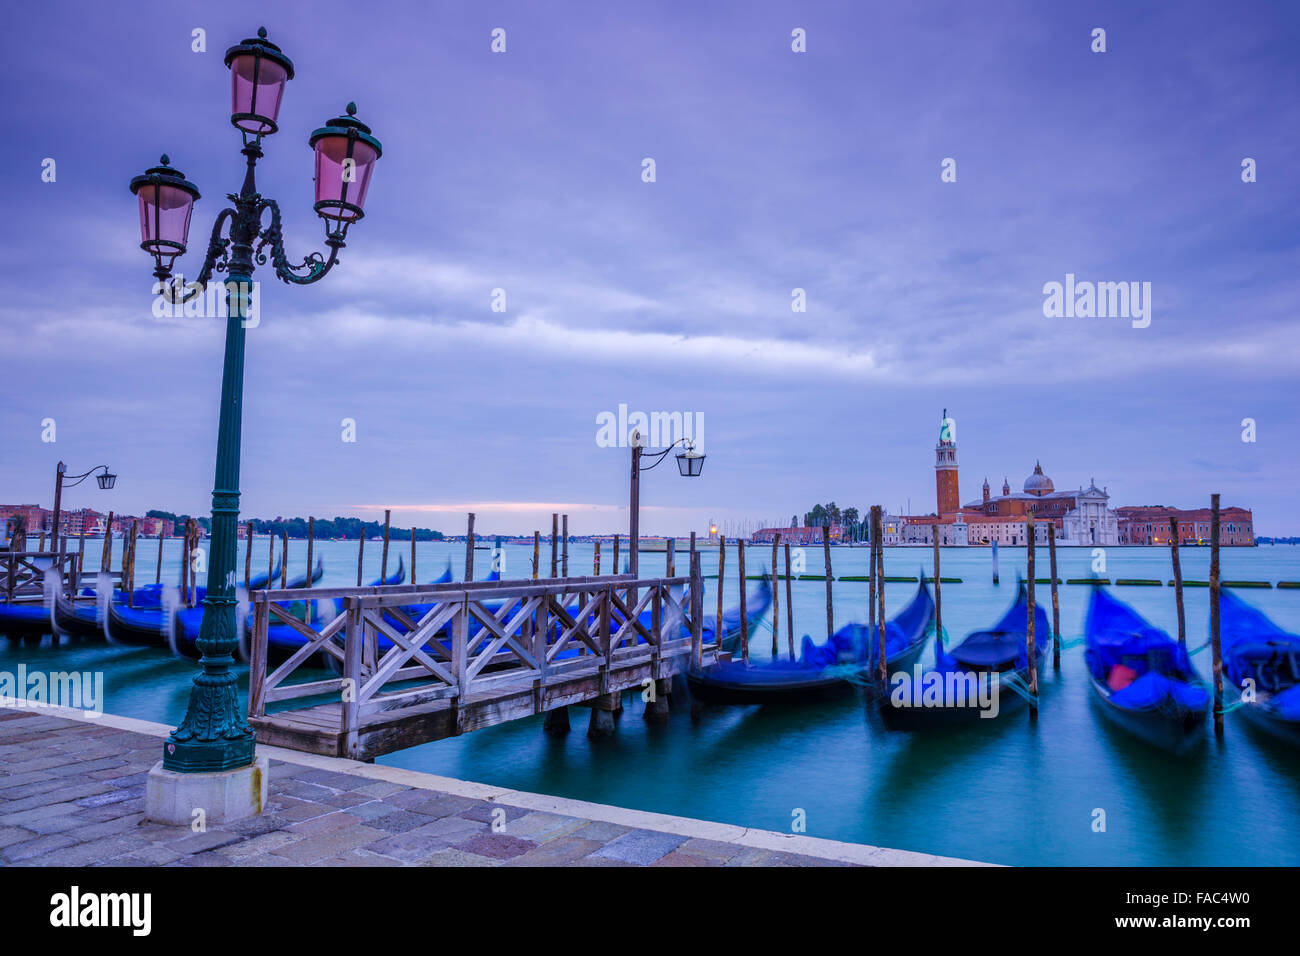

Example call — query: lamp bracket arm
[61,465,112,488]
[156,208,235,304]
[255,198,342,285]
[638,438,690,472]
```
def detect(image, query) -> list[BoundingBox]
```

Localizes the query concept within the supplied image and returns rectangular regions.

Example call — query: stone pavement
[0,707,985,867]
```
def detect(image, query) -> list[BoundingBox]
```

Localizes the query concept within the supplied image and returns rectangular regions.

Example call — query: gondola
[878,578,1049,730]
[704,577,772,654]
[1084,586,1208,752]
[170,557,329,657]
[1219,588,1300,747]
[52,589,108,640]
[686,578,934,706]
[0,600,53,638]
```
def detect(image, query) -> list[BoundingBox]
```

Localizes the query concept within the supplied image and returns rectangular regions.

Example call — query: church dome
[1023,461,1054,496]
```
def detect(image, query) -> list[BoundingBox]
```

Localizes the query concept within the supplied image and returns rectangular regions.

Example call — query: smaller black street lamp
[51,462,116,552]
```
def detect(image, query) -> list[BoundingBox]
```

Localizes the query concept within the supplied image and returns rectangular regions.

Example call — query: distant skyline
[3,1,1298,535]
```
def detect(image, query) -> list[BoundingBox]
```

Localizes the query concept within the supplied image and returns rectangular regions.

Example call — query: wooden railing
[1,551,84,602]
[248,559,706,757]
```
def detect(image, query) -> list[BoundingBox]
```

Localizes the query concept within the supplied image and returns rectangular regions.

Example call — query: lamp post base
[145,755,268,827]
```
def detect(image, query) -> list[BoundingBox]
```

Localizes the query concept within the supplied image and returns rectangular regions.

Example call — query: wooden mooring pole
[100,512,114,573]
[874,506,887,685]
[784,540,794,661]
[410,527,417,584]
[1169,517,1186,647]
[126,521,138,606]
[613,534,620,574]
[991,539,1000,584]
[463,512,474,583]
[593,540,601,575]
[771,532,780,656]
[666,538,675,577]
[868,516,877,636]
[355,531,364,587]
[738,539,749,663]
[306,517,315,592]
[1048,525,1061,670]
[280,530,289,588]
[932,531,942,642]
[1026,514,1039,722]
[381,510,392,583]
[242,524,251,588]
[531,531,540,579]
[1210,494,1224,738]
[822,524,834,641]
[157,526,167,586]
[715,535,726,650]
[551,513,558,577]
[562,515,569,577]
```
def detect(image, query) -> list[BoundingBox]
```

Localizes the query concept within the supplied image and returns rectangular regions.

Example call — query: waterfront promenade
[0,706,982,867]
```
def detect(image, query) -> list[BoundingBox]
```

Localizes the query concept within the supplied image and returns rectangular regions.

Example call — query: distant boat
[1084,587,1208,752]
[1218,589,1300,747]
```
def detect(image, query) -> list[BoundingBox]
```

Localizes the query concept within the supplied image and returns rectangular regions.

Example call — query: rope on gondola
[998,670,1040,707]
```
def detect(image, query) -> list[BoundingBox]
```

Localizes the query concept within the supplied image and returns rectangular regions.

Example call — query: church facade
[899,414,1119,546]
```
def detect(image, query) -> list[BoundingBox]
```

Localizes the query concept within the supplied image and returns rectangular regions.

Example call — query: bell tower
[935,409,959,516]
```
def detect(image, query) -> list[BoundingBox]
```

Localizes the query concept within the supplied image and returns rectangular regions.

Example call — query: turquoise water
[4,539,1299,865]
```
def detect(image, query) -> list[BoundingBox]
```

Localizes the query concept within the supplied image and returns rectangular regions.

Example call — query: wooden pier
[248,567,719,761]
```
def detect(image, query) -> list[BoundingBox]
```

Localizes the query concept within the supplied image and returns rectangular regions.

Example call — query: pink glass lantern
[309,103,382,228]
[223,27,294,137]
[129,156,201,271]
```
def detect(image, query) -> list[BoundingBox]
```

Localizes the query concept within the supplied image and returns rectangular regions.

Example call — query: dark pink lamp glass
[136,182,196,254]
[229,53,289,134]
[313,136,378,221]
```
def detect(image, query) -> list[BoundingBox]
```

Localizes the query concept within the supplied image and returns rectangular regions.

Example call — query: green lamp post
[129,27,382,773]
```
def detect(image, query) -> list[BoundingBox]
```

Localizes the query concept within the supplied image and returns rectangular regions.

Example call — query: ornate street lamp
[50,463,116,552]
[128,27,382,775]
[627,432,705,580]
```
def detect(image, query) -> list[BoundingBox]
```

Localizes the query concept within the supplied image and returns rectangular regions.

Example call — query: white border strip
[5,704,992,866]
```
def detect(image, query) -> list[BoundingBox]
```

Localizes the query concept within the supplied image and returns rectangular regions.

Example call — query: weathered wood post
[551,513,559,577]
[305,517,315,593]
[771,532,781,656]
[280,529,289,588]
[410,527,417,584]
[1026,514,1039,722]
[180,517,191,605]
[666,538,675,577]
[613,534,621,574]
[932,531,942,643]
[715,535,726,650]
[690,549,704,670]
[355,530,365,587]
[992,539,1000,584]
[738,539,749,663]
[1166,517,1187,651]
[75,528,86,593]
[1210,494,1224,737]
[593,540,601,575]
[100,511,114,573]
[189,519,199,607]
[784,540,794,661]
[381,509,392,583]
[242,524,251,588]
[463,512,475,582]
[531,531,540,579]
[875,507,887,685]
[126,520,139,606]
[38,530,46,552]
[1048,524,1061,670]
[561,514,569,577]
[868,511,877,636]
[159,524,168,586]
[823,524,834,641]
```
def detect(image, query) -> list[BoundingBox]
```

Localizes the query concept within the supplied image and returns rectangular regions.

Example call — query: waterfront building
[751,526,841,545]
[1116,505,1254,546]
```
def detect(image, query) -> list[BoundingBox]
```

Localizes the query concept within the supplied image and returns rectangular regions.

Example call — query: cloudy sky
[3,0,1298,535]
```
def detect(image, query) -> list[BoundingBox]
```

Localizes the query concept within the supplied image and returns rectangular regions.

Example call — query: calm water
[5,538,1299,865]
